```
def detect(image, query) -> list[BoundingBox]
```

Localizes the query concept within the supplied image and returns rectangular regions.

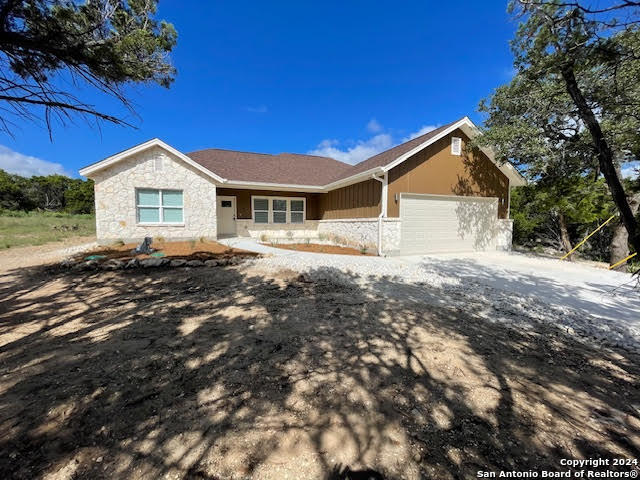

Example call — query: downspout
[372,172,388,256]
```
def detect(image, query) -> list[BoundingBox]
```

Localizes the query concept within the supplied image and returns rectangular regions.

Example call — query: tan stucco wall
[387,129,510,218]
[92,146,217,242]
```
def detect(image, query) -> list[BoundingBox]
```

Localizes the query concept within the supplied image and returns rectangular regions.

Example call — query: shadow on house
[0,261,638,479]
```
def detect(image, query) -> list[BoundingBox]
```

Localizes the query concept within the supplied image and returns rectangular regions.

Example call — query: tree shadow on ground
[0,262,638,479]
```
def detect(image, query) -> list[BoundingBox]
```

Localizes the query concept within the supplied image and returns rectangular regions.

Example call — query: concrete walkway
[217,237,292,255]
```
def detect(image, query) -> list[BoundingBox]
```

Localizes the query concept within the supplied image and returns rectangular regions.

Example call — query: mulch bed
[267,243,377,256]
[79,240,258,262]
[59,240,260,271]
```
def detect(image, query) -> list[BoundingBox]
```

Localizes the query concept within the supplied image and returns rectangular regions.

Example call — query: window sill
[137,223,185,227]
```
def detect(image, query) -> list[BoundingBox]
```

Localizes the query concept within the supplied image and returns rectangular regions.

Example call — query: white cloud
[309,134,393,165]
[366,118,382,133]
[402,124,440,142]
[0,145,69,177]
[308,119,442,165]
[621,161,639,179]
[245,105,268,113]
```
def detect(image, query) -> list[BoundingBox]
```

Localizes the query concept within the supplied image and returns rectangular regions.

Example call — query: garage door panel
[400,194,498,254]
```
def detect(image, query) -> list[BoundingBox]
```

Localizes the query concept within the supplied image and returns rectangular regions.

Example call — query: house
[79,116,525,255]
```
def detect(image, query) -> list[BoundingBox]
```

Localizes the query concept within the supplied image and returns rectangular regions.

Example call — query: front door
[217,196,236,235]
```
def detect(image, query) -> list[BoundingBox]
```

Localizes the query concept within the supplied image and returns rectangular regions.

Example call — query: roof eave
[78,138,227,183]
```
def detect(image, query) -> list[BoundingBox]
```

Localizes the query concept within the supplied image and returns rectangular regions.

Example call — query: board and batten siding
[318,178,381,219]
[387,129,510,219]
[216,188,322,220]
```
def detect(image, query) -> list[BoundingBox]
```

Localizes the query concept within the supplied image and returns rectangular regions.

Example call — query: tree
[64,177,94,213]
[0,168,30,209]
[481,0,640,265]
[510,176,614,257]
[0,0,177,135]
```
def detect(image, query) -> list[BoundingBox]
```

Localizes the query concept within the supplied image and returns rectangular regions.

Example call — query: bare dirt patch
[267,243,376,256]
[0,262,639,479]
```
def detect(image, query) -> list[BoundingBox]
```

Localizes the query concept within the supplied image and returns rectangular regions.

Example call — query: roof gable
[79,138,226,183]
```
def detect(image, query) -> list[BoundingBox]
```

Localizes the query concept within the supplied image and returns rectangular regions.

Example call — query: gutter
[372,172,388,256]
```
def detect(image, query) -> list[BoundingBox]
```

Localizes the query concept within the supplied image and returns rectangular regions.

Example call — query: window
[253,198,269,224]
[136,189,183,224]
[272,199,287,224]
[290,200,304,224]
[451,136,462,155]
[221,200,232,208]
[251,196,305,224]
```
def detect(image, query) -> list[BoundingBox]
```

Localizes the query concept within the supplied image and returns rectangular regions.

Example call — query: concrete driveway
[400,251,640,325]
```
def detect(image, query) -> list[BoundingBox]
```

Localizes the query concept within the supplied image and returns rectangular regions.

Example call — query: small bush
[260,233,268,242]
[359,244,368,255]
[286,230,294,239]
[113,239,125,247]
[305,238,311,245]
[156,236,165,243]
[199,236,207,243]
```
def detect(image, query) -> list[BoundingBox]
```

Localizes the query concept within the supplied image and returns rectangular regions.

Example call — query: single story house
[79,116,525,255]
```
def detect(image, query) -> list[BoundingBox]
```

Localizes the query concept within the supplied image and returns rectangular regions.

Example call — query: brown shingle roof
[186,118,463,187]
[186,149,352,186]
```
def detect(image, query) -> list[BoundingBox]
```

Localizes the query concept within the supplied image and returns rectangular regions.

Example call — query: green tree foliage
[0,169,93,213]
[0,0,177,134]
[510,176,614,258]
[478,0,640,263]
[64,177,94,214]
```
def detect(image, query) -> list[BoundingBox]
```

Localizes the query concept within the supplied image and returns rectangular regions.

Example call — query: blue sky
[0,1,521,178]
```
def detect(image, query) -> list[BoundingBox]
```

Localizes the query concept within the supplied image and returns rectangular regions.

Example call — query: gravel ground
[246,250,640,351]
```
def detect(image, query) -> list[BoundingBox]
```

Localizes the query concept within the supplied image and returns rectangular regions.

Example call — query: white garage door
[400,193,499,254]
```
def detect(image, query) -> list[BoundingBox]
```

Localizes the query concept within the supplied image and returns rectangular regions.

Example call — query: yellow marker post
[560,214,616,261]
[609,252,637,270]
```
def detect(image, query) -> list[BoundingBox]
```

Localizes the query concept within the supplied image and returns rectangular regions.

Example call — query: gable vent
[451,137,462,156]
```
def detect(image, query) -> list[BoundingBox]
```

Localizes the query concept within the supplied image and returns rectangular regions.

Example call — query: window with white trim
[251,196,306,224]
[451,136,462,155]
[253,198,269,224]
[136,189,184,224]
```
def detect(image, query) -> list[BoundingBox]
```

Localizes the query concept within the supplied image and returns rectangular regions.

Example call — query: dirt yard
[0,252,639,479]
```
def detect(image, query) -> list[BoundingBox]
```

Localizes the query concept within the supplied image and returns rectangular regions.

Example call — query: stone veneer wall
[495,219,513,251]
[235,220,320,239]
[92,146,217,243]
[317,218,402,254]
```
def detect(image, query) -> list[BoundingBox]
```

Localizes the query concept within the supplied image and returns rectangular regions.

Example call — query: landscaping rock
[102,259,124,270]
[170,259,187,267]
[186,260,204,267]
[204,260,218,267]
[83,260,99,270]
[125,258,139,269]
[141,258,165,268]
